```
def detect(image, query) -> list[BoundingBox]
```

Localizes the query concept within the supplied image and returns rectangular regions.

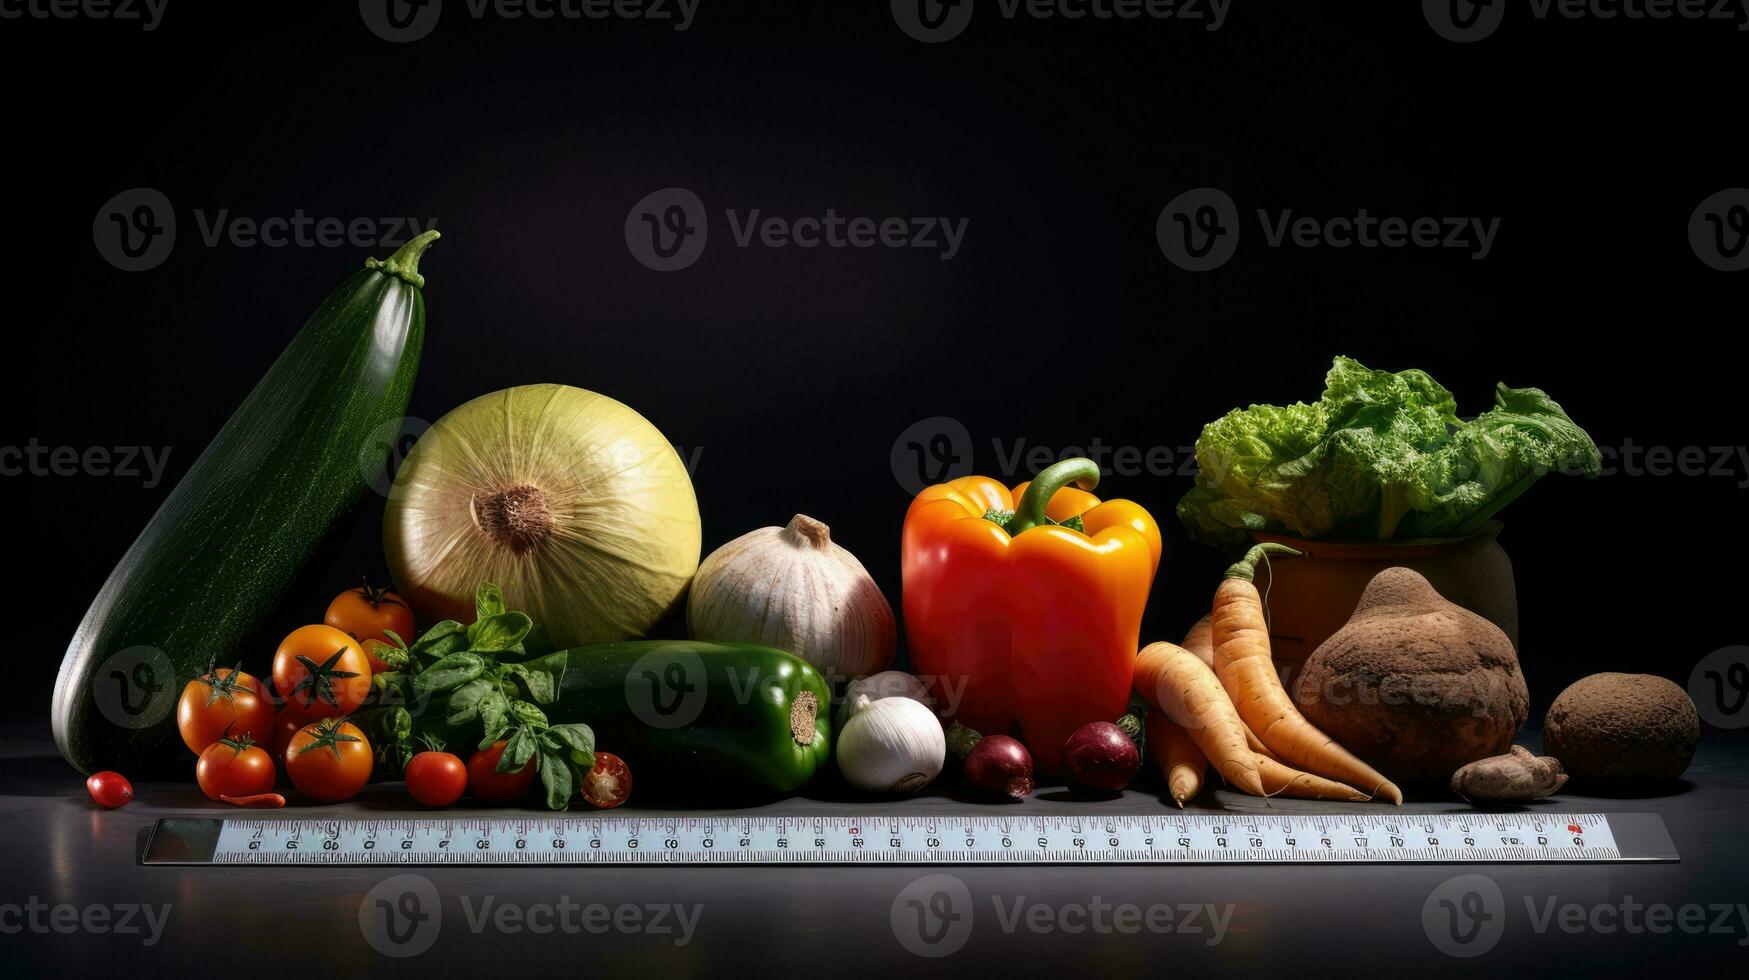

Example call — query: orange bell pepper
[902,458,1161,774]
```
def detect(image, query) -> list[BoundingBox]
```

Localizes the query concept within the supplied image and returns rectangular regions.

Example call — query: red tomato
[285,719,373,803]
[270,705,319,768]
[580,752,632,809]
[196,735,276,801]
[177,665,275,754]
[467,741,538,802]
[85,771,133,809]
[271,625,372,717]
[325,581,414,671]
[405,751,468,807]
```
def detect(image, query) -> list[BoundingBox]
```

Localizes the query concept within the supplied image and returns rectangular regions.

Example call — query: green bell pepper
[537,641,832,794]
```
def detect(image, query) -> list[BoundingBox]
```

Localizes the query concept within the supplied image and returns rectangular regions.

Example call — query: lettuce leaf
[1178,357,1600,548]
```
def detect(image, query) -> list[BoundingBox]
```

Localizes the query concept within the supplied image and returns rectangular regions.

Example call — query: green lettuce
[1177,357,1601,549]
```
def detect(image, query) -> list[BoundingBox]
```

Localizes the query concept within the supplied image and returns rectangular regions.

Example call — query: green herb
[1177,356,1602,548]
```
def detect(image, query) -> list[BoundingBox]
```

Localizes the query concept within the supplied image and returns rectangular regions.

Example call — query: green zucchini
[52,232,439,774]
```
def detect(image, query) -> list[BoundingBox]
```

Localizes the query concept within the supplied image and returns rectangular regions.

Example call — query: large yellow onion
[384,384,700,648]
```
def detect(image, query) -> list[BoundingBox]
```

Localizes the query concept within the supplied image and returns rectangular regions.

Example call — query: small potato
[1451,745,1568,802]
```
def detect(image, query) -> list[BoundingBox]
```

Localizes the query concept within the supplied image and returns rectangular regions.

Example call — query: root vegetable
[1450,745,1567,801]
[1213,544,1403,804]
[962,735,1035,801]
[1063,721,1141,792]
[1257,757,1372,802]
[1134,641,1264,796]
[1144,709,1205,807]
[1543,673,1699,787]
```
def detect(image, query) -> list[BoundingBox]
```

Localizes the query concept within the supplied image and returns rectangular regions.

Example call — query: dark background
[6,1,1745,728]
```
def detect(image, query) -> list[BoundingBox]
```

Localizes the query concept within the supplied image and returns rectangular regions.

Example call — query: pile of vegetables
[1177,356,1602,547]
[62,238,1696,816]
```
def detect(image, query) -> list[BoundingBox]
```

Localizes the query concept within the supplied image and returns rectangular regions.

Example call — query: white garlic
[686,514,895,681]
[835,695,945,794]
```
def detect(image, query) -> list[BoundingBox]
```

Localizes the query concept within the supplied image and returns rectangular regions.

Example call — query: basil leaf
[414,652,487,697]
[500,727,538,772]
[444,678,494,727]
[504,650,568,704]
[475,582,507,621]
[478,691,511,747]
[508,699,548,730]
[546,723,595,770]
[538,746,575,811]
[468,612,532,653]
[409,620,465,656]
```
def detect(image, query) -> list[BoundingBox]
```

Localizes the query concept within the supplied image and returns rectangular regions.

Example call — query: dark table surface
[6,725,1745,978]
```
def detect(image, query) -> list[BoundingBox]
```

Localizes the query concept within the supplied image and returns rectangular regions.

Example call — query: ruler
[143,812,1675,865]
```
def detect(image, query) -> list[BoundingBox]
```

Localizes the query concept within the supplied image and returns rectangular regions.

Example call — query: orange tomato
[284,719,373,803]
[271,625,372,717]
[196,735,276,801]
[325,581,414,670]
[176,665,275,754]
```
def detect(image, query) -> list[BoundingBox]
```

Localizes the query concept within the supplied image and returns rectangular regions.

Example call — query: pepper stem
[366,229,441,288]
[1224,542,1303,582]
[1005,457,1101,535]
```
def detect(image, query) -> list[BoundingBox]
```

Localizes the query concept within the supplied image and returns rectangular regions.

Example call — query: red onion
[963,735,1035,801]
[1063,722,1141,792]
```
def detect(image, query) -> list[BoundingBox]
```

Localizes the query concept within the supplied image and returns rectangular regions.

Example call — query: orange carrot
[1183,615,1279,762]
[1144,708,1206,807]
[1256,757,1372,802]
[1134,641,1264,796]
[1212,543,1404,805]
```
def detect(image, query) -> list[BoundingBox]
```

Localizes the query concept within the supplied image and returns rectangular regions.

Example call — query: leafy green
[1178,356,1601,548]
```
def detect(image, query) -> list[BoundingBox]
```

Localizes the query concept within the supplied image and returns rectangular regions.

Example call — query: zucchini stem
[367,229,441,287]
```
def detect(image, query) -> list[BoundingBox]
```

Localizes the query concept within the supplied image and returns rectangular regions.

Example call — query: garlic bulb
[836,695,945,794]
[686,514,895,680]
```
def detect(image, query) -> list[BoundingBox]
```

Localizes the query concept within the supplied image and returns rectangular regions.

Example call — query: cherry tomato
[467,741,538,802]
[177,664,275,754]
[405,751,468,807]
[580,752,632,809]
[85,771,133,809]
[325,581,414,671]
[285,719,373,803]
[196,734,276,801]
[272,625,371,717]
[270,705,319,768]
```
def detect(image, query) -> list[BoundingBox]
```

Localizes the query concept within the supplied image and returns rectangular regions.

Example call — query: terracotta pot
[1250,521,1518,677]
